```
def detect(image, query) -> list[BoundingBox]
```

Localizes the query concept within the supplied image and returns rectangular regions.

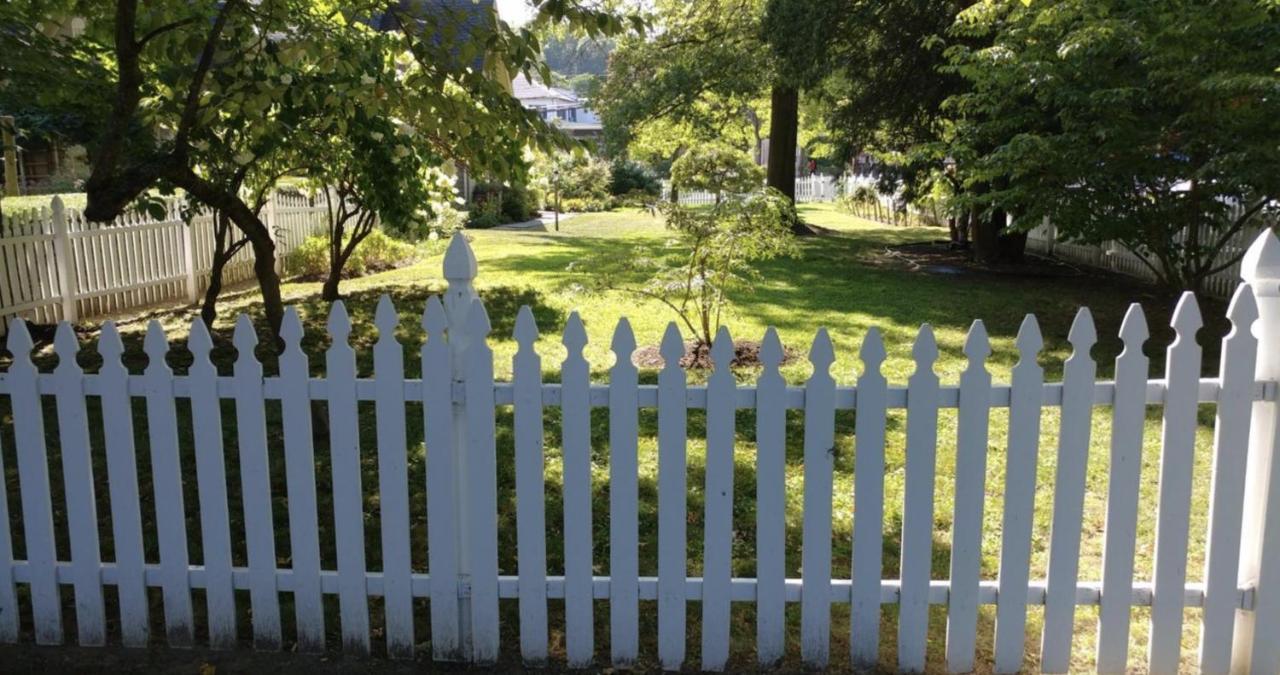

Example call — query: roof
[512,73,579,104]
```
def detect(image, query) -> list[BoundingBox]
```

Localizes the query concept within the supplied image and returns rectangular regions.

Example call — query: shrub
[608,159,660,197]
[670,144,763,200]
[287,229,416,280]
[560,196,616,212]
[470,181,538,226]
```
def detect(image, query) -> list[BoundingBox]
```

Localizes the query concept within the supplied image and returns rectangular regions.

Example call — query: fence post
[442,232,478,660]
[182,219,198,304]
[50,197,77,322]
[1233,229,1280,673]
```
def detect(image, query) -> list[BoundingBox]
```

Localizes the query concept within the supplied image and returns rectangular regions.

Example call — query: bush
[560,196,616,213]
[470,181,538,226]
[287,229,416,280]
[608,159,660,197]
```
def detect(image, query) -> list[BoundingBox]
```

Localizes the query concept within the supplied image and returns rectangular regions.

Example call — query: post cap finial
[1241,229,1280,282]
[443,232,477,281]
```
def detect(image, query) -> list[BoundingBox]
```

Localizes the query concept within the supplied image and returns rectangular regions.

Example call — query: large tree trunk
[767,85,798,203]
[971,207,1027,265]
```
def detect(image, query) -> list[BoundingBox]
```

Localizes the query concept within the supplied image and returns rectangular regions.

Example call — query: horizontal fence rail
[1,231,1280,673]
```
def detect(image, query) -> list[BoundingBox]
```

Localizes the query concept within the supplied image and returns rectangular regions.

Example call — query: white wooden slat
[851,328,887,667]
[52,324,106,645]
[422,296,462,660]
[899,324,940,672]
[1040,309,1098,672]
[142,321,195,646]
[801,328,837,668]
[1199,286,1259,672]
[513,307,548,665]
[0,416,18,642]
[1095,304,1150,673]
[97,322,150,646]
[463,298,500,664]
[756,328,787,667]
[945,321,991,672]
[1146,293,1203,671]
[561,312,595,667]
[278,308,325,652]
[701,327,735,671]
[1148,293,1203,673]
[232,316,282,649]
[609,318,640,667]
[373,296,414,659]
[187,318,238,649]
[657,322,688,670]
[994,315,1044,673]
[325,301,371,654]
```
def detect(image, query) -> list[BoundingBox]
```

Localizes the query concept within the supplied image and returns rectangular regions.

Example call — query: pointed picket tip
[1015,314,1044,355]
[610,317,637,356]
[422,295,447,334]
[5,318,32,354]
[233,314,259,353]
[280,306,304,346]
[98,321,124,360]
[143,320,170,357]
[54,322,79,359]
[562,311,587,351]
[443,232,478,281]
[1240,229,1280,282]
[912,324,938,362]
[1170,291,1203,334]
[859,326,887,366]
[465,297,491,338]
[327,300,351,341]
[1067,307,1097,349]
[963,320,991,361]
[808,327,835,370]
[760,326,783,368]
[50,195,65,212]
[711,325,734,368]
[514,305,539,344]
[1118,303,1149,345]
[374,295,399,336]
[659,322,684,362]
[1226,283,1259,329]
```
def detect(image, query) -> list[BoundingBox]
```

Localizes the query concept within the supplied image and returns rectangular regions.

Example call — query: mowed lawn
[0,204,1232,672]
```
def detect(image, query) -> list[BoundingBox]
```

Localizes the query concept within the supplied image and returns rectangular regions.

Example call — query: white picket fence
[659,174,839,206]
[2,231,1280,673]
[0,192,328,333]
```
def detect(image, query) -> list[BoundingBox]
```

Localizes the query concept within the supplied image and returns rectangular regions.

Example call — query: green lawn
[0,204,1229,672]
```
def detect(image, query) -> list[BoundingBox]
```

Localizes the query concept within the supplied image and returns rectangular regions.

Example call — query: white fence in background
[659,174,839,207]
[0,192,328,332]
[2,232,1280,673]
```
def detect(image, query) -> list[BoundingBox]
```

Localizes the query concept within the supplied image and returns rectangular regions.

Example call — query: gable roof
[512,73,579,104]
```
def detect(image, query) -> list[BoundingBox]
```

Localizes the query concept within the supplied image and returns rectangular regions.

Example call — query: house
[512,73,604,148]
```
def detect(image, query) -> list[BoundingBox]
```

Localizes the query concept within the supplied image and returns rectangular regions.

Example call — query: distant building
[512,74,604,148]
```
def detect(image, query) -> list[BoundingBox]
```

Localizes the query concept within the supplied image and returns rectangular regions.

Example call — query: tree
[945,0,1280,289]
[669,144,763,203]
[0,0,637,334]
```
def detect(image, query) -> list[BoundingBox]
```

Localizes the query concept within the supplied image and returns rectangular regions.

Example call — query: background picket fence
[659,174,839,207]
[0,192,329,333]
[2,231,1280,673]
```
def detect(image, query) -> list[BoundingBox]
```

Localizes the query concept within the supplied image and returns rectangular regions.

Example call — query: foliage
[469,181,539,227]
[608,159,661,197]
[581,188,798,350]
[669,144,764,201]
[944,0,1280,289]
[531,151,613,210]
[288,228,416,280]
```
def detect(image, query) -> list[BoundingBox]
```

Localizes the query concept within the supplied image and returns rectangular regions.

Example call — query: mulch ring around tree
[631,339,802,370]
[872,240,1087,279]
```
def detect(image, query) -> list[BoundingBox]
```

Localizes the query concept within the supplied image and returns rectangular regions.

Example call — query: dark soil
[631,339,801,370]
[874,240,1086,279]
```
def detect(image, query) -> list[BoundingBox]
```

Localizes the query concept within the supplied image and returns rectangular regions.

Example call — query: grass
[0,204,1232,672]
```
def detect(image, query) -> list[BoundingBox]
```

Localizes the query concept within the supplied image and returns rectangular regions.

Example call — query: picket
[945,321,991,672]
[561,312,595,667]
[850,328,887,666]
[233,316,283,649]
[513,307,549,664]
[801,328,837,667]
[52,324,106,646]
[278,309,325,652]
[1040,309,1098,672]
[899,325,940,672]
[326,301,372,654]
[701,327,736,671]
[993,315,1044,673]
[657,322,688,670]
[374,296,414,659]
[142,321,195,646]
[0,230,1277,673]
[1149,294,1204,673]
[755,327,788,667]
[609,318,641,667]
[1095,305,1150,673]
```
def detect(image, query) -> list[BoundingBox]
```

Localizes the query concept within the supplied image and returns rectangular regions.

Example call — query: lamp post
[552,166,561,232]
